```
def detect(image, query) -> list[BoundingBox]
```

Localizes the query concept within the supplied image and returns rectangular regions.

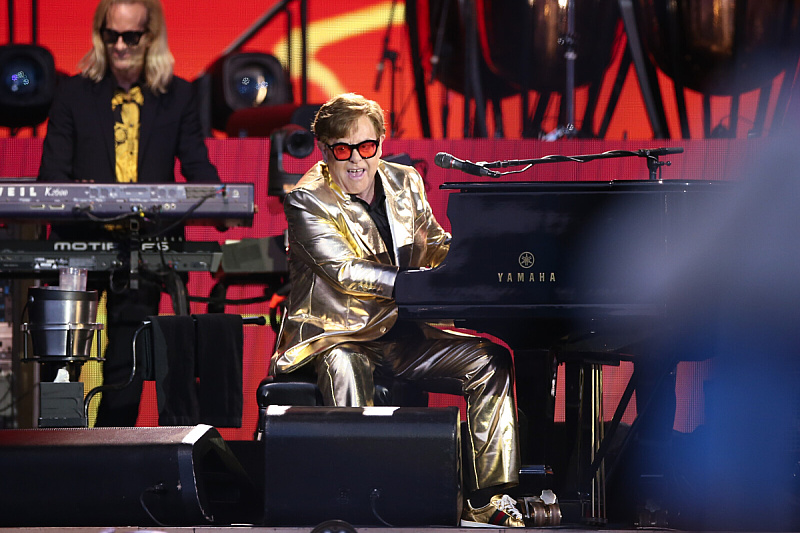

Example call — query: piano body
[396,180,729,328]
[395,179,731,517]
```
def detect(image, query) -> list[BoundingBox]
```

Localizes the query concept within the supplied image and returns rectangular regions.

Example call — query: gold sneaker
[461,494,525,528]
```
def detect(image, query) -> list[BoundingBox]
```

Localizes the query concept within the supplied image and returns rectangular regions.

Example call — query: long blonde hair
[79,0,174,93]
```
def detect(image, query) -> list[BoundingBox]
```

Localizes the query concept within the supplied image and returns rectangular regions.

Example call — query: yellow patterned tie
[111,86,144,183]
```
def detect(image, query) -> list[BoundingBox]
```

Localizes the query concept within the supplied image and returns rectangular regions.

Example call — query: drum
[409,0,518,99]
[634,0,800,95]
[477,0,620,92]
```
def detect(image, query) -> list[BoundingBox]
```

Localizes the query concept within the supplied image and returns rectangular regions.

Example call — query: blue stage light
[0,44,57,128]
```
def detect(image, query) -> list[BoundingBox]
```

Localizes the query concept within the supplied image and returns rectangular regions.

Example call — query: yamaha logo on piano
[519,251,535,268]
[497,251,556,283]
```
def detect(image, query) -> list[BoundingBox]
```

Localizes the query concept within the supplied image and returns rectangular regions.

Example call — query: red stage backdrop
[1,0,795,439]
[1,0,799,141]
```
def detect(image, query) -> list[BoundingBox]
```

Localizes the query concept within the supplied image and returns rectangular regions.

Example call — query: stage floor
[0,525,780,533]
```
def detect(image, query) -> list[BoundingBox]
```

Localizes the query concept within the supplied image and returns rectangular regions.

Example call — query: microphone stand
[543,0,578,140]
[564,0,576,134]
[375,0,400,137]
[483,147,684,180]
[429,0,452,138]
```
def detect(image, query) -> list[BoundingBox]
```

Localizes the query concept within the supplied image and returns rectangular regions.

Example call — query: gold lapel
[383,164,416,267]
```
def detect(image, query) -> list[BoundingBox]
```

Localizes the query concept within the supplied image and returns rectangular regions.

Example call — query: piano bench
[253,372,429,440]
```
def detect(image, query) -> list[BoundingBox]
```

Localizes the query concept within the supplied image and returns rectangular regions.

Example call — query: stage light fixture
[198,52,292,133]
[0,44,57,128]
[225,101,319,137]
[268,124,315,198]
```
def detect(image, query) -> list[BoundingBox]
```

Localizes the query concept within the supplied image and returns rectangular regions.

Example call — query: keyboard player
[36,0,220,427]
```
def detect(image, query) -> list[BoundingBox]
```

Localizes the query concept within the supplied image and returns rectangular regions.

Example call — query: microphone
[374,61,385,91]
[638,147,684,157]
[434,152,498,177]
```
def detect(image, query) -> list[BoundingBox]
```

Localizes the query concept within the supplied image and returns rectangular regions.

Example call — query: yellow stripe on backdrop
[272,2,405,96]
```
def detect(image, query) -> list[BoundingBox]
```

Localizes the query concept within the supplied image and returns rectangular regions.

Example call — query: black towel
[193,314,244,427]
[147,315,199,426]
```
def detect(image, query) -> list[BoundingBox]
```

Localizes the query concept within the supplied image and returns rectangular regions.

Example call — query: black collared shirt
[351,175,424,341]
[350,174,395,264]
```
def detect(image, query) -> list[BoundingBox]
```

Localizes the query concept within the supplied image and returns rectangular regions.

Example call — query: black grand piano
[394,177,732,521]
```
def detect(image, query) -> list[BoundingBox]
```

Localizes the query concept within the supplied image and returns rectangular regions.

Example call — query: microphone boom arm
[483,147,684,180]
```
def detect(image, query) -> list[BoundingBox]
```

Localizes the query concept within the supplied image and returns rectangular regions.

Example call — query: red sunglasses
[326,140,379,161]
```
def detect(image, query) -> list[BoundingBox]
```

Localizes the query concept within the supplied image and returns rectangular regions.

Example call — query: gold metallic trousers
[314,322,520,493]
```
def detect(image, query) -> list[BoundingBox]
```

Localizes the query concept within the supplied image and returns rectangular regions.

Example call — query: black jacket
[38,73,219,184]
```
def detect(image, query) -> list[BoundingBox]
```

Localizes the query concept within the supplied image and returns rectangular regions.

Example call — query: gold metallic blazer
[271,160,451,373]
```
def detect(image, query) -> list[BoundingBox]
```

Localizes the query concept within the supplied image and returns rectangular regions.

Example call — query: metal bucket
[21,287,103,362]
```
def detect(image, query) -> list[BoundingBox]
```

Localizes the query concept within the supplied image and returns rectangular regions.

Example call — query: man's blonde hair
[79,0,174,93]
[312,93,386,143]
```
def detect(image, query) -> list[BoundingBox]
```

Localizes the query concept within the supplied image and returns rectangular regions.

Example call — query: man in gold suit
[270,93,524,527]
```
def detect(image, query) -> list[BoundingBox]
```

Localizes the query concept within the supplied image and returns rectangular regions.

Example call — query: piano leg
[557,350,644,524]
[625,355,678,526]
[512,349,558,467]
[512,346,677,526]
[558,348,678,526]
[563,360,609,524]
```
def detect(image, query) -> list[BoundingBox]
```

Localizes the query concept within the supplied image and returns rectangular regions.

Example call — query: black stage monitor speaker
[0,425,260,527]
[262,406,462,527]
